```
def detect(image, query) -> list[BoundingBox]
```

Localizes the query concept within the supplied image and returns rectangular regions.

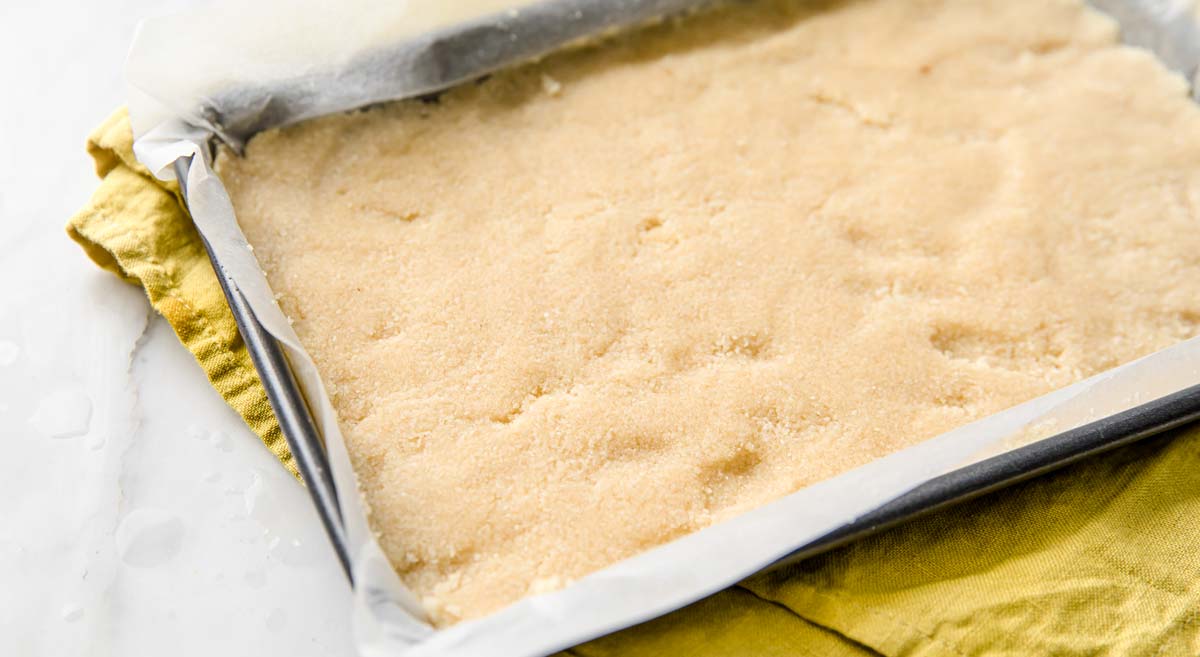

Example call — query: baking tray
[162,0,1200,647]
[170,168,1200,575]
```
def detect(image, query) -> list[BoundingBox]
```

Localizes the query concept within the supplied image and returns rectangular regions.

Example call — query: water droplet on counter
[202,471,221,484]
[243,568,267,589]
[241,470,264,514]
[221,469,256,497]
[186,424,206,440]
[211,431,234,452]
[265,608,288,632]
[115,509,184,568]
[0,340,18,366]
[61,604,83,623]
[86,435,106,451]
[28,387,92,439]
[271,536,321,567]
[219,468,326,567]
[224,515,262,545]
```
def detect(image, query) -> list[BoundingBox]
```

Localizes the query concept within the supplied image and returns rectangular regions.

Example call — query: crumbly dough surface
[217,0,1200,624]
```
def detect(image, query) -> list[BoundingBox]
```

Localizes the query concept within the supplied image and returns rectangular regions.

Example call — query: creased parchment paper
[127,1,1200,656]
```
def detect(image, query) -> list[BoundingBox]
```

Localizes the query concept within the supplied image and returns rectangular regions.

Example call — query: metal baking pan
[175,177,1200,589]
[773,381,1200,568]
[171,0,1200,628]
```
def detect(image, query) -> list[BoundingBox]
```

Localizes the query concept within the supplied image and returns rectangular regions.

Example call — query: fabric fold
[67,108,296,476]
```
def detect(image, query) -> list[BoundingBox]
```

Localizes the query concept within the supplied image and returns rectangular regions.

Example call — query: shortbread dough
[217,0,1200,624]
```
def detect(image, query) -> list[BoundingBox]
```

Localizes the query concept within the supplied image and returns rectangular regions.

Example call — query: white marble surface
[0,3,355,655]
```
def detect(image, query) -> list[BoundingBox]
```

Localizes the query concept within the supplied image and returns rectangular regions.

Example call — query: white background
[0,3,355,655]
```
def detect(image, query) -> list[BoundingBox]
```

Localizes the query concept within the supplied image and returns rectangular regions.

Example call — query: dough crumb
[540,73,562,96]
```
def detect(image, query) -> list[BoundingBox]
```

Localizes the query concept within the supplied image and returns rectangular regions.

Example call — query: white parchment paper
[126,1,1200,656]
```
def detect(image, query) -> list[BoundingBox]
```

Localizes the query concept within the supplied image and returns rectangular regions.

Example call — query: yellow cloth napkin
[69,109,1200,656]
[68,110,296,477]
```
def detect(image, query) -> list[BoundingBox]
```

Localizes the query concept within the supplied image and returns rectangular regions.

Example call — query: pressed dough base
[218,0,1200,624]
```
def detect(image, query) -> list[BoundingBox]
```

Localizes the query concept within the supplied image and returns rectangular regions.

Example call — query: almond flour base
[217,0,1200,624]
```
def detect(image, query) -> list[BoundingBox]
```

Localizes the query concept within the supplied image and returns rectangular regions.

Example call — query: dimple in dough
[217,0,1200,624]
